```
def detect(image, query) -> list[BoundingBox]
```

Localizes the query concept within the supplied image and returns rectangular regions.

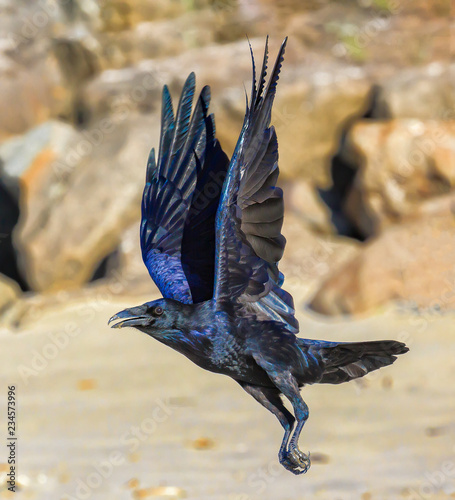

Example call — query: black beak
[108,306,150,329]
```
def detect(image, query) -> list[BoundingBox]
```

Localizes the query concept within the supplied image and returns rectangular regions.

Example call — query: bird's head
[108,298,184,337]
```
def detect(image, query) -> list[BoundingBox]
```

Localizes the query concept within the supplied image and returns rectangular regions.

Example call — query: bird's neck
[156,300,215,359]
[156,327,213,363]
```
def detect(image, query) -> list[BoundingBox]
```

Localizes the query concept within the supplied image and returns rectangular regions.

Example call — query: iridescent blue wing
[141,74,229,303]
[214,37,298,333]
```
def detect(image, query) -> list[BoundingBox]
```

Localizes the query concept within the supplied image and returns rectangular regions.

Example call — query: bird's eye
[154,306,164,316]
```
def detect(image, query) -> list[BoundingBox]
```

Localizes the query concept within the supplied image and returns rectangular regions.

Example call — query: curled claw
[287,449,311,475]
[280,453,299,473]
[279,449,311,475]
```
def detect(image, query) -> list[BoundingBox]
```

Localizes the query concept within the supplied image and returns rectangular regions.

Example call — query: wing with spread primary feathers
[213,37,299,333]
[141,74,229,304]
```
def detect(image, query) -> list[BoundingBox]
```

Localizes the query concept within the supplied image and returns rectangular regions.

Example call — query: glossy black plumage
[109,37,408,475]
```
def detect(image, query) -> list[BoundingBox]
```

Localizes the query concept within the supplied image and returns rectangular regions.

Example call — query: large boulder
[279,212,360,302]
[310,214,455,315]
[217,61,372,186]
[283,179,335,234]
[342,119,455,237]
[1,115,160,291]
[0,55,74,140]
[0,120,83,289]
[0,120,82,289]
[374,63,455,120]
[271,64,371,185]
[0,0,102,135]
[0,120,79,181]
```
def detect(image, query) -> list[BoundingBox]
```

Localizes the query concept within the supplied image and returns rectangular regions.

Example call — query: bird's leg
[265,373,311,475]
[238,382,297,473]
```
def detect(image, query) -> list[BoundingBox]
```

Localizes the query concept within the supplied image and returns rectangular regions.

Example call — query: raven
[109,37,408,475]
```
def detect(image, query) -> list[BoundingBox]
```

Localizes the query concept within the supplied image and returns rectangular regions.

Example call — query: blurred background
[0,1,454,499]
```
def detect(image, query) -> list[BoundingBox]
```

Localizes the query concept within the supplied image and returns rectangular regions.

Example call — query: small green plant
[324,22,368,63]
[341,33,368,62]
[371,0,394,12]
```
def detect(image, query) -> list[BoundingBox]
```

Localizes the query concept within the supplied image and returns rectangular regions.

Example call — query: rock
[66,2,262,71]
[283,180,334,234]
[0,160,28,289]
[81,63,163,122]
[276,69,371,185]
[0,120,83,288]
[4,114,160,291]
[0,1,61,53]
[342,119,455,237]
[280,212,360,302]
[0,273,21,314]
[309,214,455,315]
[97,11,218,70]
[374,63,455,120]
[0,54,74,140]
[0,1,104,134]
[214,59,372,186]
[109,222,158,296]
[0,120,79,180]
[98,0,191,31]
[48,36,100,122]
[283,0,451,78]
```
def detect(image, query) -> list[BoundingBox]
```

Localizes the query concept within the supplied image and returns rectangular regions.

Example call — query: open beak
[108,306,149,329]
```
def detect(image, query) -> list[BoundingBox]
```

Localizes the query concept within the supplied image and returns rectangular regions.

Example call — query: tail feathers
[318,340,408,384]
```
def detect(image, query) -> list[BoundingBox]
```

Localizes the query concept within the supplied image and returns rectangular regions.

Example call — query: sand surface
[1,291,454,500]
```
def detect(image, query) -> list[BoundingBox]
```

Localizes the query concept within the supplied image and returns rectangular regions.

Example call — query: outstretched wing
[141,74,229,304]
[214,37,298,333]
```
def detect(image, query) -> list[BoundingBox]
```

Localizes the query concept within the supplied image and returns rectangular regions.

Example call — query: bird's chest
[177,323,271,386]
[210,334,244,371]
[189,318,247,376]
[170,323,243,375]
[178,313,264,383]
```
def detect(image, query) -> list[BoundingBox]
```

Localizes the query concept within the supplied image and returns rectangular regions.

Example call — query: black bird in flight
[109,37,408,475]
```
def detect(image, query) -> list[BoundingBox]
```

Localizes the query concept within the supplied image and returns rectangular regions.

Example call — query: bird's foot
[280,449,311,475]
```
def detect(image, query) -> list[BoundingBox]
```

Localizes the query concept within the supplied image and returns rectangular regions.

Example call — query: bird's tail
[315,340,408,384]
